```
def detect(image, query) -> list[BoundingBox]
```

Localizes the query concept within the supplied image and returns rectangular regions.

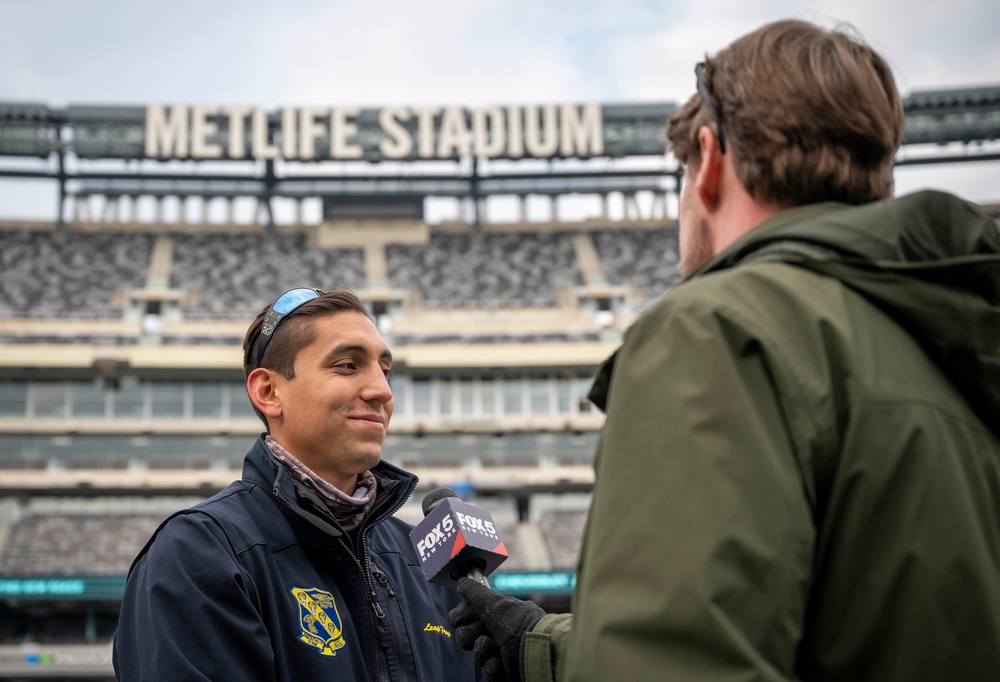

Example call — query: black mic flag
[409,487,508,589]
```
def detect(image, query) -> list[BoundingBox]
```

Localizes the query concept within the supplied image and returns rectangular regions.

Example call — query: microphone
[409,487,508,589]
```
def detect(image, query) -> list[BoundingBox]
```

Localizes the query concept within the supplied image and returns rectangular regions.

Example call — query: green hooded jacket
[524,190,1000,681]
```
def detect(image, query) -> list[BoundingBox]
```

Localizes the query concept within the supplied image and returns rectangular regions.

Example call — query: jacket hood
[696,190,1000,431]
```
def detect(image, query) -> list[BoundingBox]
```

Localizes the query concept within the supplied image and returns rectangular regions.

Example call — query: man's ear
[247,368,284,422]
[694,125,724,211]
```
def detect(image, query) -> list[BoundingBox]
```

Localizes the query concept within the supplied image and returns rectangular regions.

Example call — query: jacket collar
[243,435,418,537]
[588,191,1000,431]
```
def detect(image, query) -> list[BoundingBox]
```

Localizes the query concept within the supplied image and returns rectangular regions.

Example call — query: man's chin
[353,448,383,470]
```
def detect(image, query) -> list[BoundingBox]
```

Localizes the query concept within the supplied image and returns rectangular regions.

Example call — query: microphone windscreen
[410,491,508,588]
[421,487,458,517]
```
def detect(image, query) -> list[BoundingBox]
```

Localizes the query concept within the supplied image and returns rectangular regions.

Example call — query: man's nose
[362,365,393,404]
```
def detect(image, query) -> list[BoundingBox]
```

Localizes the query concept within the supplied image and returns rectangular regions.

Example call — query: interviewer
[450,18,1000,682]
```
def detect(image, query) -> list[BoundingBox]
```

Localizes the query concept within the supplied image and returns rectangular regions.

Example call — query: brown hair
[242,287,373,425]
[666,19,903,206]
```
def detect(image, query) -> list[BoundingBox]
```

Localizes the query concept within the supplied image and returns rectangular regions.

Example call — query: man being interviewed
[449,18,1000,682]
[114,287,480,681]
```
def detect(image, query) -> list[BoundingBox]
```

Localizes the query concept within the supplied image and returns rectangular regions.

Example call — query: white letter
[472,107,505,157]
[411,107,440,159]
[331,107,363,159]
[379,107,413,159]
[281,108,297,159]
[506,105,523,159]
[436,107,470,158]
[524,105,559,157]
[298,107,328,160]
[190,106,222,159]
[145,104,188,158]
[560,104,604,157]
[251,108,279,159]
[223,105,250,159]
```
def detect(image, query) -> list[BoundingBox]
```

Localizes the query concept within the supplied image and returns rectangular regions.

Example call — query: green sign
[492,572,576,595]
[0,576,126,600]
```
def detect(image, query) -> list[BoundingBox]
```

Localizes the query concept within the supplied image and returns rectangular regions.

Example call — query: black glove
[448,577,546,682]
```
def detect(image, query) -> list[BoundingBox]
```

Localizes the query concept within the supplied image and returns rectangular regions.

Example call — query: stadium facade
[0,86,998,680]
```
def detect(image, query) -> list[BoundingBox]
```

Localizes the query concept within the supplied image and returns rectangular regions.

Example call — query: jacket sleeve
[556,290,819,682]
[524,613,574,682]
[113,511,276,681]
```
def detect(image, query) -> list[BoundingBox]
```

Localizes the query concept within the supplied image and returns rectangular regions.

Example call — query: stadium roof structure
[0,85,997,228]
[898,84,1000,161]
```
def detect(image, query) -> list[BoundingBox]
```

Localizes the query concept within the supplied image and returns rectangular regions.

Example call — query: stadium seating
[386,231,583,308]
[0,223,687,324]
[0,229,152,318]
[591,228,682,300]
[0,511,168,577]
[168,232,366,319]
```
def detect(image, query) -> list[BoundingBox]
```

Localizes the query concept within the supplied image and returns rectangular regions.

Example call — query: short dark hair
[667,19,903,206]
[242,287,373,426]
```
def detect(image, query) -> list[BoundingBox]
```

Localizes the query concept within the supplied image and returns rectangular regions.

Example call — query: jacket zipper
[273,476,417,682]
[355,478,417,681]
[354,490,399,682]
[373,567,396,599]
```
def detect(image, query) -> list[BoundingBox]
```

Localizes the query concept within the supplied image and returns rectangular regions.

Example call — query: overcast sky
[1,0,998,218]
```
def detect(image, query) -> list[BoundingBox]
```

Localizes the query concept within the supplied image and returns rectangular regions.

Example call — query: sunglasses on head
[695,62,727,154]
[251,287,323,368]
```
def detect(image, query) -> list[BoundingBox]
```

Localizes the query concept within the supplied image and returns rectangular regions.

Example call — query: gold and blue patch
[291,586,346,656]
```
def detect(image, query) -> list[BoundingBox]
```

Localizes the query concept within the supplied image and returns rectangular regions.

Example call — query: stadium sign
[3,86,1000,163]
[0,101,674,161]
[145,103,605,161]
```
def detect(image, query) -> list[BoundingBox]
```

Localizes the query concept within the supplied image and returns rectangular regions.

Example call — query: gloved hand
[448,577,546,682]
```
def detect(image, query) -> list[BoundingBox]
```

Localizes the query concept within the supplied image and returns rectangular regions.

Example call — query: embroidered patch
[291,586,346,656]
[424,622,452,638]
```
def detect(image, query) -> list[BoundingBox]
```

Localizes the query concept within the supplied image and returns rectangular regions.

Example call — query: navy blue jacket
[114,436,479,681]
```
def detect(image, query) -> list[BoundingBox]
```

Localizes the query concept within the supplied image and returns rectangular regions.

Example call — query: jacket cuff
[523,613,573,682]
